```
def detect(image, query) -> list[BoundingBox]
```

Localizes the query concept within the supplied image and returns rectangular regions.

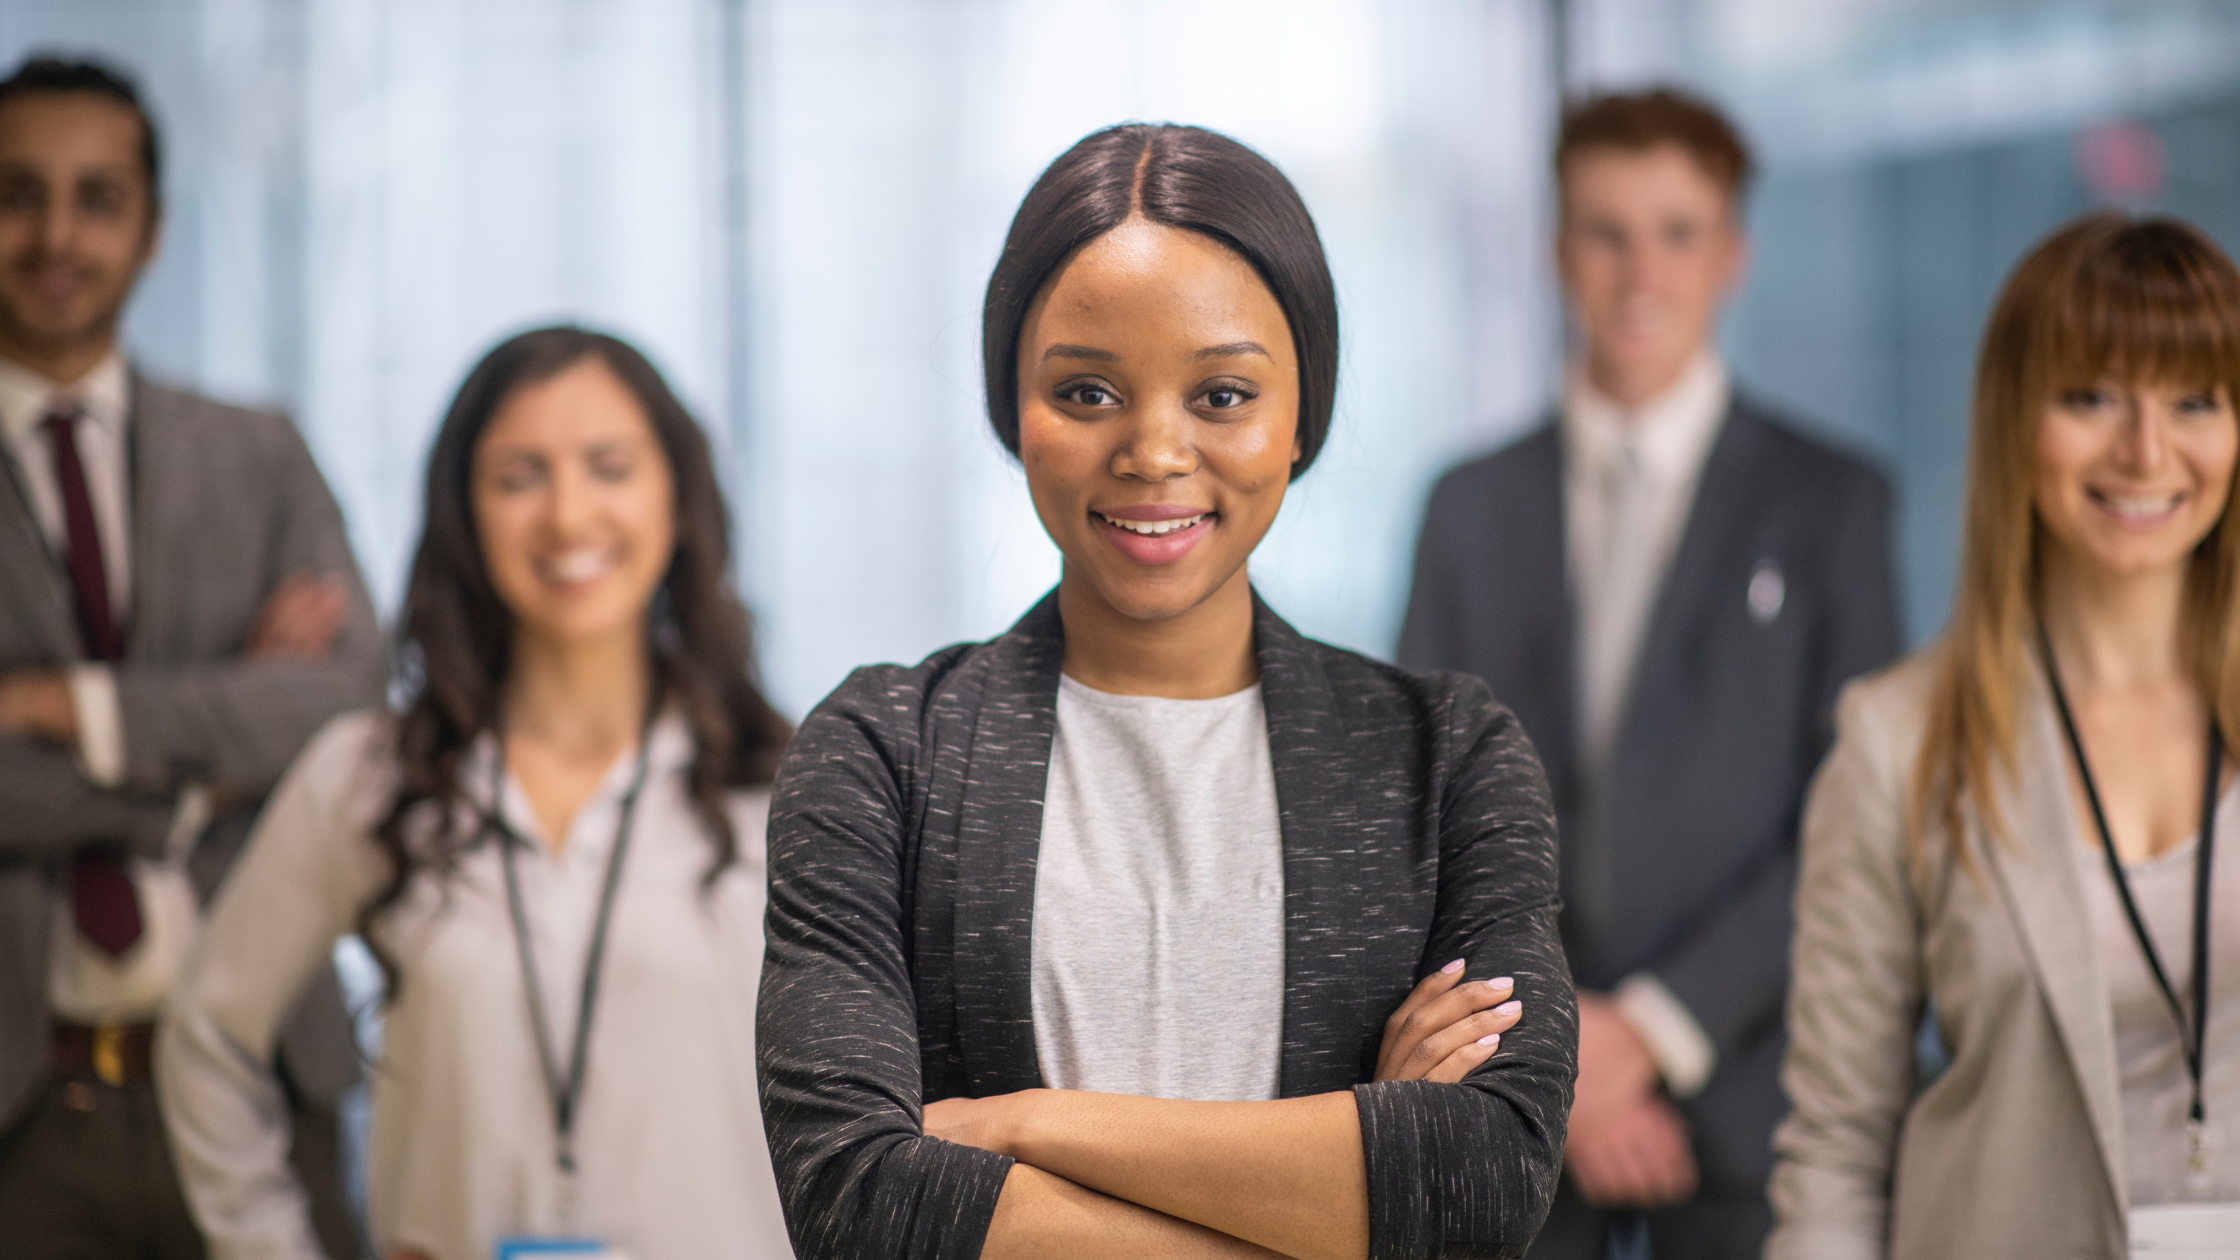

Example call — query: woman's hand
[1373,959,1522,1083]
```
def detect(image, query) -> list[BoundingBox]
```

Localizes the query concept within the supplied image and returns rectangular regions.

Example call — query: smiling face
[1557,143,1744,405]
[1016,218,1300,626]
[0,91,157,376]
[2034,377,2238,581]
[471,357,678,653]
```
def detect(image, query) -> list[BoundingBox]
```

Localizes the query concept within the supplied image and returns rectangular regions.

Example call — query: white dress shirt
[0,350,208,1023]
[1561,349,1728,1099]
[159,709,794,1260]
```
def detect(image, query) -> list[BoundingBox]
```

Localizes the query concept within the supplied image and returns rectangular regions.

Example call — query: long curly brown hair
[359,326,791,998]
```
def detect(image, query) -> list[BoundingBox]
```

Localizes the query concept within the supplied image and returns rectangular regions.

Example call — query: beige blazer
[1767,645,2170,1260]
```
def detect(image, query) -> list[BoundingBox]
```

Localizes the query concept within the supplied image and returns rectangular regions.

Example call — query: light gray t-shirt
[1030,675,1285,1101]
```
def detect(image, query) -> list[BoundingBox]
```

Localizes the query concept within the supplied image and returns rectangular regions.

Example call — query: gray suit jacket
[0,373,386,1131]
[1396,394,1900,1193]
[1767,649,2133,1259]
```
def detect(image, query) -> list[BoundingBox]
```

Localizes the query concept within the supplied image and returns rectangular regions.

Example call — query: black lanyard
[489,733,653,1178]
[2041,629,2220,1171]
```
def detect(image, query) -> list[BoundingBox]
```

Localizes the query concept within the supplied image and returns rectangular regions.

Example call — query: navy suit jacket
[1396,392,1900,1192]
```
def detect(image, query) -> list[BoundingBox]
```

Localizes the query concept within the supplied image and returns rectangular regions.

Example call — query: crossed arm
[0,575,365,860]
[925,965,1527,1260]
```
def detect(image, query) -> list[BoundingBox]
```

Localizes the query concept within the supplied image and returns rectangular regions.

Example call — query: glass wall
[1567,0,2240,642]
[0,0,1560,718]
[12,0,2240,688]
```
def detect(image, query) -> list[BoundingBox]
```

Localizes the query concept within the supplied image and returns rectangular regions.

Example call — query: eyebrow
[1195,341,1272,362]
[1041,343,1116,363]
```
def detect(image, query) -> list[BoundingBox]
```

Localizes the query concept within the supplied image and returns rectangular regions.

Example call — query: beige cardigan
[1768,646,2157,1260]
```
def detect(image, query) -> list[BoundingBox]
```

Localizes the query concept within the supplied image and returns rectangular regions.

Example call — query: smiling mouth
[2088,488,2185,523]
[538,546,620,586]
[1093,511,1209,536]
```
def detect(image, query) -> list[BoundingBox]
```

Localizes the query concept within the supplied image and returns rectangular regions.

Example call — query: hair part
[0,55,162,209]
[1556,87,1753,211]
[1914,213,2240,873]
[361,326,791,999]
[981,122,1340,477]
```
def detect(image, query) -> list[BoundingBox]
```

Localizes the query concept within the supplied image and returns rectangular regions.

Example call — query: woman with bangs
[1768,214,2240,1258]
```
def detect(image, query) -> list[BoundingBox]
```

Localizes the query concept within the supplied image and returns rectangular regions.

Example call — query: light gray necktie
[1580,433,1657,770]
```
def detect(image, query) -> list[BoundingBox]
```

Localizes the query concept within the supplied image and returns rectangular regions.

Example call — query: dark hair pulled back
[981,123,1340,476]
[360,326,790,998]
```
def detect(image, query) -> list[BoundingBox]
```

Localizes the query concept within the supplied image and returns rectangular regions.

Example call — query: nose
[2112,393,2169,472]
[1108,403,1197,483]
[33,192,70,256]
[546,458,596,536]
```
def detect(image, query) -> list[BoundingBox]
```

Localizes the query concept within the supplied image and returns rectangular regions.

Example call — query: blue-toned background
[7,0,2240,713]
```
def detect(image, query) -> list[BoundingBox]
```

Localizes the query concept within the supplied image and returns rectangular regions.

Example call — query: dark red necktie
[43,407,141,958]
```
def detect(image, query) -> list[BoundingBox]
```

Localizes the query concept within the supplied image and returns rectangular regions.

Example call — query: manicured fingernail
[1441,958,1466,975]
[1495,1001,1522,1017]
[1486,977,1514,993]
[1477,1033,1501,1048]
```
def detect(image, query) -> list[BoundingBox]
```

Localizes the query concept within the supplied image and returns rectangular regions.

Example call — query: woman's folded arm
[759,666,1021,1260]
[1348,679,1572,1258]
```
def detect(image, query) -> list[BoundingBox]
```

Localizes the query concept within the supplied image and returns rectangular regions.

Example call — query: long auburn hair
[1913,214,2240,867]
[360,326,791,996]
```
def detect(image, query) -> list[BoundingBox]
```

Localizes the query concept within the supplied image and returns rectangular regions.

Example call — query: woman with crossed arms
[757,123,1575,1260]
[160,328,795,1259]
[1770,215,2240,1257]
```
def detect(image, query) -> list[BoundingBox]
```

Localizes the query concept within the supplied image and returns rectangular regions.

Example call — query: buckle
[91,1022,126,1088]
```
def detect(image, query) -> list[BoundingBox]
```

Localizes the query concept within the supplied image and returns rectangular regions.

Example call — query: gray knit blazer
[757,592,1576,1259]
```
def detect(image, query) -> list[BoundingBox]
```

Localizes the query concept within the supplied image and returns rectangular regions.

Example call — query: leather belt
[51,1020,158,1087]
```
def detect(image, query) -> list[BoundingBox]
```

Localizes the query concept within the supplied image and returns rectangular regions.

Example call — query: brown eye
[588,449,637,483]
[486,456,546,494]
[77,180,127,219]
[1060,382,1118,408]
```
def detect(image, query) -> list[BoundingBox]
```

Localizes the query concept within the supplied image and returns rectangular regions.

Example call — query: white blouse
[158,709,793,1260]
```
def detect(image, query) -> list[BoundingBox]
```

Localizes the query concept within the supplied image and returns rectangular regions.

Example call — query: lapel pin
[1748,560,1785,624]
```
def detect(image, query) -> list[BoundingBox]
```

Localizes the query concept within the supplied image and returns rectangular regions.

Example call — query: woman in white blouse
[1769,215,2240,1258]
[158,327,795,1260]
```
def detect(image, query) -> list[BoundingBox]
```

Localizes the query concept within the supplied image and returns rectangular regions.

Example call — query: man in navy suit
[1398,88,1900,1259]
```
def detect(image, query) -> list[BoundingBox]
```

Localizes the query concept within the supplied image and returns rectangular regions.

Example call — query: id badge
[493,1239,637,1260]
[2130,1203,2240,1257]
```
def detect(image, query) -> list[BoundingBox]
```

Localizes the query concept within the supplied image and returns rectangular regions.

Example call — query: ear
[1718,220,1751,298]
[134,200,164,272]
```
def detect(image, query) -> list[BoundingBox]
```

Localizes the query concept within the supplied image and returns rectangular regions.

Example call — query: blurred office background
[4,0,2240,718]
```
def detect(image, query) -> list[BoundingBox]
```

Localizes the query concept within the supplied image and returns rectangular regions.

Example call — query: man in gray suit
[0,57,383,1258]
[1398,89,1900,1259]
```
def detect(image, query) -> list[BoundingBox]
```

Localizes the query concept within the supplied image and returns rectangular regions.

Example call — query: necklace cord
[2038,624,2217,1128]
[491,727,655,1175]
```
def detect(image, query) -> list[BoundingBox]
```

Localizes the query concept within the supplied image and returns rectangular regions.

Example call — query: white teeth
[1100,513,1206,536]
[2098,492,2183,519]
[546,549,615,583]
